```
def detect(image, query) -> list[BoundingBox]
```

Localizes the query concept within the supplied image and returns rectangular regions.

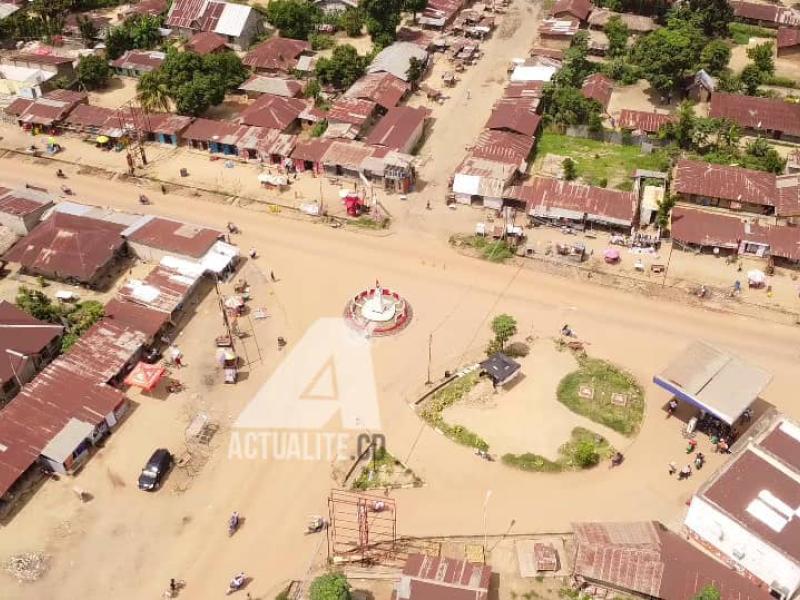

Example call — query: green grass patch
[556,354,644,436]
[764,74,798,89]
[533,132,672,188]
[351,447,422,490]
[352,215,390,229]
[502,427,614,473]
[449,234,515,262]
[419,372,490,451]
[729,22,776,45]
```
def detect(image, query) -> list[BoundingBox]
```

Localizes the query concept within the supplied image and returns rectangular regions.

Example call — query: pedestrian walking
[678,464,692,480]
[466,89,471,100]
[668,461,677,476]
[171,346,183,368]
[161,184,167,195]
[270,270,276,282]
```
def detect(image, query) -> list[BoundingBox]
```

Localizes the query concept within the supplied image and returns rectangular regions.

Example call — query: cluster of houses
[0,184,238,516]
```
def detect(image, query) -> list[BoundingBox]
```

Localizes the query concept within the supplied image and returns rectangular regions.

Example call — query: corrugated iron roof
[185,31,228,55]
[110,49,165,72]
[123,0,168,18]
[710,92,800,138]
[485,96,541,136]
[239,75,303,98]
[551,0,593,20]
[581,73,613,110]
[125,216,221,258]
[617,109,674,133]
[367,42,428,82]
[3,213,125,283]
[517,176,636,224]
[291,138,333,163]
[366,106,428,150]
[0,301,62,385]
[470,129,533,165]
[730,0,779,22]
[399,554,491,600]
[104,298,169,340]
[243,37,311,72]
[328,97,377,126]
[778,27,800,49]
[673,159,777,207]
[670,206,744,249]
[254,128,297,157]
[213,2,252,37]
[165,0,207,28]
[320,140,375,170]
[344,72,408,110]
[0,187,54,217]
[238,94,307,130]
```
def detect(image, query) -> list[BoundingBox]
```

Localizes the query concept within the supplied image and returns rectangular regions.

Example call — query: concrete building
[0,187,55,235]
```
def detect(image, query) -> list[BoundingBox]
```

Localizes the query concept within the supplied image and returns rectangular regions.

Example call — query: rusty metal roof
[63,104,117,130]
[58,319,145,384]
[344,72,408,110]
[730,0,779,22]
[0,301,62,385]
[673,159,777,207]
[670,206,744,249]
[110,49,165,72]
[254,128,297,157]
[503,81,545,99]
[398,554,491,600]
[0,187,54,217]
[328,97,377,127]
[186,30,228,55]
[239,75,304,98]
[125,216,221,258]
[243,37,310,72]
[238,94,307,130]
[551,0,592,20]
[485,97,541,137]
[366,106,428,150]
[291,138,333,163]
[320,140,375,170]
[166,0,207,28]
[4,90,86,126]
[517,176,636,224]
[124,0,168,18]
[3,213,125,283]
[618,109,674,133]
[470,129,534,166]
[710,92,800,138]
[581,73,613,110]
[778,27,800,49]
[104,298,169,340]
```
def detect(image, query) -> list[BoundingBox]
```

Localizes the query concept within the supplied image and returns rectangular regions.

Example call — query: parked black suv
[138,448,172,491]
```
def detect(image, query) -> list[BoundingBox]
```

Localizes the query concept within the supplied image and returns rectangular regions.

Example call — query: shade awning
[653,340,772,424]
[124,361,166,391]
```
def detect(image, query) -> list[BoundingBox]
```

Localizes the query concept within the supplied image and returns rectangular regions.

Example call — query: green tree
[490,314,517,350]
[743,137,786,173]
[315,44,368,89]
[305,78,322,101]
[686,0,732,37]
[404,0,428,22]
[605,15,629,57]
[160,50,204,88]
[266,0,321,40]
[716,71,741,93]
[76,15,98,45]
[693,585,721,600]
[174,76,224,116]
[659,100,696,148]
[203,51,248,91]
[104,14,163,59]
[30,0,72,36]
[656,194,676,229]
[339,8,365,36]
[76,54,111,90]
[406,56,425,87]
[309,572,351,600]
[746,41,775,76]
[573,440,600,468]
[62,301,104,351]
[632,19,704,95]
[740,63,763,95]
[563,157,578,181]
[15,286,60,323]
[136,71,171,112]
[700,40,731,75]
[543,85,600,127]
[362,0,403,45]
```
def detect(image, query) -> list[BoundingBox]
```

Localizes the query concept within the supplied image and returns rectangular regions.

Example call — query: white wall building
[684,418,800,600]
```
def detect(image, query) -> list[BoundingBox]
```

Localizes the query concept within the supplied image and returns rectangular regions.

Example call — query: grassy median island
[449,234,515,263]
[556,353,644,436]
[351,447,422,490]
[502,427,614,473]
[419,371,490,451]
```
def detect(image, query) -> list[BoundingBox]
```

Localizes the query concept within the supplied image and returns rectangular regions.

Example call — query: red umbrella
[124,362,166,392]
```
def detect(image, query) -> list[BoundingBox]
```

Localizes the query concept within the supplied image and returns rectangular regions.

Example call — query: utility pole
[425,333,432,384]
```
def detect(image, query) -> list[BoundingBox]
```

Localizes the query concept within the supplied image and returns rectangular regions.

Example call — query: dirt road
[0,155,799,600]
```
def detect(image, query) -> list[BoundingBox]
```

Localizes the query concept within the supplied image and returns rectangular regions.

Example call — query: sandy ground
[606,80,672,122]
[730,37,800,82]
[87,77,139,109]
[0,156,798,600]
[443,340,629,458]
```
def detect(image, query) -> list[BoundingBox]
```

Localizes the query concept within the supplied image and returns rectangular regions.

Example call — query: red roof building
[291,138,334,172]
[503,81,546,99]
[366,106,429,154]
[516,176,637,228]
[551,0,593,21]
[617,109,674,133]
[778,27,800,56]
[327,97,378,128]
[124,216,221,261]
[580,73,613,111]
[238,94,307,131]
[3,213,126,287]
[4,89,87,128]
[395,554,492,600]
[470,129,535,166]
[710,92,800,139]
[110,49,165,75]
[123,0,168,18]
[485,97,541,137]
[239,75,304,98]
[573,521,770,600]
[185,30,228,55]
[673,159,779,215]
[0,301,62,401]
[0,187,55,235]
[243,37,311,73]
[686,417,800,597]
[344,72,409,110]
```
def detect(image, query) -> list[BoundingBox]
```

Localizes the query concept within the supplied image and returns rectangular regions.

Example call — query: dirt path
[0,157,798,600]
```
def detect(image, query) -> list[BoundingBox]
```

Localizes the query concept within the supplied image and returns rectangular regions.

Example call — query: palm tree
[136,72,171,113]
